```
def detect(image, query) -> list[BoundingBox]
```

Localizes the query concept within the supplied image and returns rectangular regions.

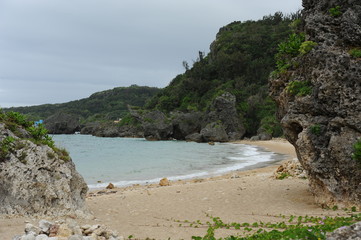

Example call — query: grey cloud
[0,0,302,107]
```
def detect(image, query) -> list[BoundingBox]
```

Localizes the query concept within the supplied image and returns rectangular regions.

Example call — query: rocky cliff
[270,0,361,207]
[131,92,245,142]
[45,112,81,134]
[0,121,90,217]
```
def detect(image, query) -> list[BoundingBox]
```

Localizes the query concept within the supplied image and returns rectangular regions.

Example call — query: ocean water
[52,135,285,189]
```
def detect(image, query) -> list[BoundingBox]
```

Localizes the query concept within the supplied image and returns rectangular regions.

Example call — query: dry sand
[0,139,350,239]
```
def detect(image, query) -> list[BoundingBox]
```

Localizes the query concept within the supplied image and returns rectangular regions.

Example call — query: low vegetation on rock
[0,109,89,217]
[0,109,69,162]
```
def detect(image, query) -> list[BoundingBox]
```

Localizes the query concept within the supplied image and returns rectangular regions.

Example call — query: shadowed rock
[270,0,361,207]
[45,112,81,134]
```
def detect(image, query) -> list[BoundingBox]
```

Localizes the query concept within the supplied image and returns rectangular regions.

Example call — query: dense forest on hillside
[6,85,160,123]
[144,12,301,137]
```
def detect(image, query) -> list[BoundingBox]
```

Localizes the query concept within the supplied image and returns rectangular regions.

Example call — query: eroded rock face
[270,0,361,207]
[45,112,81,134]
[0,124,90,218]
[205,92,245,141]
[142,110,173,140]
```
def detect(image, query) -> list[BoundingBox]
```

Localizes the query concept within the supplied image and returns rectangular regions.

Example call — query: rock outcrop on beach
[45,112,81,134]
[204,92,245,141]
[13,219,121,240]
[0,123,90,218]
[270,0,361,207]
[127,92,246,142]
[326,222,361,240]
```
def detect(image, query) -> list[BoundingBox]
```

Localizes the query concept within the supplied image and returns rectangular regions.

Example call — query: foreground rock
[13,219,122,240]
[0,123,90,218]
[270,0,361,207]
[326,222,361,240]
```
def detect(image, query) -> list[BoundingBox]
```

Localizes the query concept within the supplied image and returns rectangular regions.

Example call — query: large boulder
[0,123,90,218]
[200,122,229,142]
[171,111,203,140]
[45,112,81,134]
[205,92,245,141]
[141,111,173,140]
[269,0,361,207]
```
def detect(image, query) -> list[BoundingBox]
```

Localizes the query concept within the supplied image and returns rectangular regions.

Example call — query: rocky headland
[77,92,247,143]
[270,0,361,207]
[0,113,90,218]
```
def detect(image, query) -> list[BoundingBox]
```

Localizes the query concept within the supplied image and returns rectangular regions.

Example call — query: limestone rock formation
[205,92,245,141]
[171,111,203,140]
[80,121,143,138]
[141,110,173,140]
[200,122,229,142]
[45,112,81,134]
[270,0,361,207]
[0,123,90,218]
[326,222,361,240]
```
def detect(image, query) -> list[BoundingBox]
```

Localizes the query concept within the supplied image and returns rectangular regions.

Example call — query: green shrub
[289,19,302,31]
[27,124,55,148]
[352,140,361,164]
[5,111,32,128]
[54,147,71,162]
[286,80,312,96]
[349,48,361,58]
[299,41,317,55]
[0,136,15,160]
[329,6,342,17]
[259,115,283,137]
[118,114,139,127]
[273,33,305,77]
[310,124,321,136]
[276,172,291,180]
[278,33,306,56]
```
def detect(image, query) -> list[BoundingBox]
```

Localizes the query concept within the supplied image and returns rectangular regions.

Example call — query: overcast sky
[0,0,302,108]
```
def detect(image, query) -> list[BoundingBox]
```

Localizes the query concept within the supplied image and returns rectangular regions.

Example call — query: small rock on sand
[159,178,170,186]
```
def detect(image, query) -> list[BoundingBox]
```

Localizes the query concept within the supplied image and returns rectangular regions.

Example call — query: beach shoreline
[0,139,349,239]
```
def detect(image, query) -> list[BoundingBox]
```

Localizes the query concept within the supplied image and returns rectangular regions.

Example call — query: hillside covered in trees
[143,12,301,137]
[6,85,160,123]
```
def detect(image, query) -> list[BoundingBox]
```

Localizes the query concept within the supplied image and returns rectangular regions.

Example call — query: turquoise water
[52,135,284,188]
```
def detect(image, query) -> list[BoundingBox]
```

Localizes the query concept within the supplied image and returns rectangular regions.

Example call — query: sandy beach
[0,139,351,239]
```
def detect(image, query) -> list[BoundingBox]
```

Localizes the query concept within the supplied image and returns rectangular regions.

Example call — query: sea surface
[52,134,285,189]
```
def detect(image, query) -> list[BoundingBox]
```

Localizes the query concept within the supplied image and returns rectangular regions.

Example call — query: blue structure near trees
[34,120,44,126]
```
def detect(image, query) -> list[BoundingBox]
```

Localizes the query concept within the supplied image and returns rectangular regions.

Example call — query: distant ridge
[5,85,160,123]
